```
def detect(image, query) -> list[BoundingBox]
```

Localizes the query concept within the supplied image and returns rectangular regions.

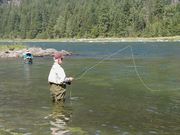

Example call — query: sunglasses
[60,58,63,61]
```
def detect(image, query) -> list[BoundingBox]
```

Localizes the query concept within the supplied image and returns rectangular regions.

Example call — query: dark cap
[53,52,64,59]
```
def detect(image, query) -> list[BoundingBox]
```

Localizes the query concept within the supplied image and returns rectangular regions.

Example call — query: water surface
[0,42,180,135]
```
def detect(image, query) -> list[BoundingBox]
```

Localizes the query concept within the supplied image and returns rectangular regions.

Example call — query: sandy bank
[0,36,180,43]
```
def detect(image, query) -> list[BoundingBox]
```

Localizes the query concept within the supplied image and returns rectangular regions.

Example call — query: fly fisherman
[48,52,73,103]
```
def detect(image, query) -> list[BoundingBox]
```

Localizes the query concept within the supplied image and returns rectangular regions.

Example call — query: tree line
[0,0,179,39]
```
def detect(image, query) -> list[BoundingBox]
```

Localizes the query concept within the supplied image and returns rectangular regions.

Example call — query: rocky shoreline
[0,47,72,58]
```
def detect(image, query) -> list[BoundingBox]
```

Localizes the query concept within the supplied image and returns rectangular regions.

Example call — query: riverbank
[0,36,180,43]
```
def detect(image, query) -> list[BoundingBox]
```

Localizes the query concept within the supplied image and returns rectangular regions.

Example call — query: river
[0,42,180,135]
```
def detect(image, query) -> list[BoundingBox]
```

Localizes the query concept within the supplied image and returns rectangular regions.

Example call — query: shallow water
[0,42,180,135]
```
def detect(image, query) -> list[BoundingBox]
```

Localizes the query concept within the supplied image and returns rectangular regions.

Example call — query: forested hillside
[0,0,179,39]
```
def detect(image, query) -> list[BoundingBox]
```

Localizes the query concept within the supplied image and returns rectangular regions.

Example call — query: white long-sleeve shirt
[48,62,66,84]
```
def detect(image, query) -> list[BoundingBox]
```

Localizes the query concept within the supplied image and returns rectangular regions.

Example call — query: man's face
[57,57,63,64]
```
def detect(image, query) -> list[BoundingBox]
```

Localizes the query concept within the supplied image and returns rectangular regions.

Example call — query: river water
[0,42,180,135]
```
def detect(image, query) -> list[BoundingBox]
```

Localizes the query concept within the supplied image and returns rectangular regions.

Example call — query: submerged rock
[0,47,72,58]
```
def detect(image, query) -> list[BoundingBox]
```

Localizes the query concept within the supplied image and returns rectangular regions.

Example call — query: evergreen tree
[0,0,179,39]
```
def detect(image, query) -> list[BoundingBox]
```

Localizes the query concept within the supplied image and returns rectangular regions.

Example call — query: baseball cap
[53,52,64,59]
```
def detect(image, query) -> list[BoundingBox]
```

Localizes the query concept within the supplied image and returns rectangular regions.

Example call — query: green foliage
[0,0,179,39]
[0,44,26,51]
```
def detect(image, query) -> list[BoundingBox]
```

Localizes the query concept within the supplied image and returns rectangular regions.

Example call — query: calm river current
[0,42,180,135]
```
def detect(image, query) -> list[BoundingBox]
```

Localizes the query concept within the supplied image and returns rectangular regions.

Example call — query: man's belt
[49,82,65,87]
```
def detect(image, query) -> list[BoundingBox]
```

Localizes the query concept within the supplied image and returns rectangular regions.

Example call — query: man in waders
[48,52,73,103]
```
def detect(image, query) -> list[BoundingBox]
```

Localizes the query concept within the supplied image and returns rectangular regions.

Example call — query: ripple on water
[148,130,158,134]
[24,133,32,135]
[146,106,160,115]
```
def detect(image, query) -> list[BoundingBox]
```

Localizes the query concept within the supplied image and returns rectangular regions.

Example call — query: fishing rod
[74,45,130,80]
[69,46,130,100]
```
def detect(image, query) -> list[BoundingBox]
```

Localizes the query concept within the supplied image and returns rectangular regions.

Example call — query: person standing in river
[48,52,73,103]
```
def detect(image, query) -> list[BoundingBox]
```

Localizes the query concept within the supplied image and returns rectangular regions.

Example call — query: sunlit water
[0,42,180,135]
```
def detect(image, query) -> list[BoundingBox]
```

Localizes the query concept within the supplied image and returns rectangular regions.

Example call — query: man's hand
[64,77,74,85]
[68,77,74,82]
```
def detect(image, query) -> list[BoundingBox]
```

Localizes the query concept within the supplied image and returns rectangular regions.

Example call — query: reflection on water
[46,103,72,135]
[23,64,32,86]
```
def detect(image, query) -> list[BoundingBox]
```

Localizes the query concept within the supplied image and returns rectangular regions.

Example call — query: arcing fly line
[130,46,159,91]
[130,46,180,91]
[74,46,180,92]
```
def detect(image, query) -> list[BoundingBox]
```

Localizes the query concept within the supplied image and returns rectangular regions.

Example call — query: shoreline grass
[0,44,26,51]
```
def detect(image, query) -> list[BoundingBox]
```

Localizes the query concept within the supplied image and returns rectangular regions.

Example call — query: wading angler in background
[23,49,33,64]
[48,52,73,103]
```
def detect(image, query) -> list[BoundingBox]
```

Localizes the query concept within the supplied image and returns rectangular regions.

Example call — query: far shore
[0,36,180,43]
